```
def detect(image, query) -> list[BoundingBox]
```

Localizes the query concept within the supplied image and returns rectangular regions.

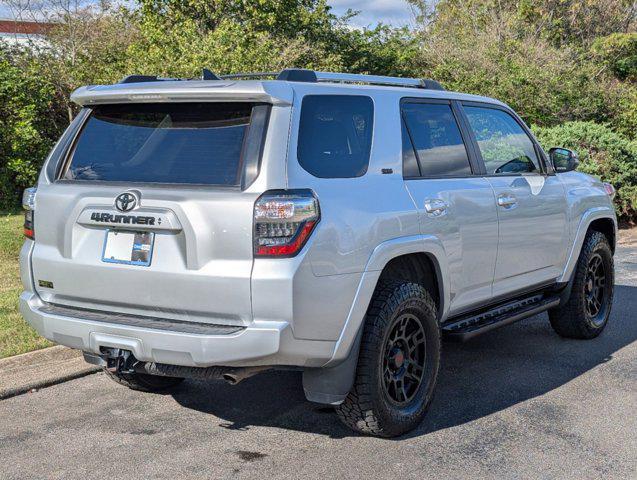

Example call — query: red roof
[0,19,55,35]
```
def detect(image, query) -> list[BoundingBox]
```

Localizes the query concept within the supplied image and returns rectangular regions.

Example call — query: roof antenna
[202,68,221,80]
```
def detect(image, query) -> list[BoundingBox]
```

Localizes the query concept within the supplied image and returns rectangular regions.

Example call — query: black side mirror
[549,147,579,173]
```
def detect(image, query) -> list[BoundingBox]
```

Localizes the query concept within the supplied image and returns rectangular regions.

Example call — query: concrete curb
[0,345,100,400]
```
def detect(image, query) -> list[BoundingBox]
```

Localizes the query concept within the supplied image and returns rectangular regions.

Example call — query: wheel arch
[588,217,616,253]
[376,253,443,318]
[559,207,617,283]
[303,236,449,405]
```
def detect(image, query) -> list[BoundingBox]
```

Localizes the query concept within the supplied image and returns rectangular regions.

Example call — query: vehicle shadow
[172,284,637,439]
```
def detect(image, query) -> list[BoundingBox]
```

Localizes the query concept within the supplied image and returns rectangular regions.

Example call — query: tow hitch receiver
[100,347,136,374]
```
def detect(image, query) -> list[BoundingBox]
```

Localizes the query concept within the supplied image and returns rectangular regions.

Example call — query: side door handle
[497,193,518,209]
[424,199,448,216]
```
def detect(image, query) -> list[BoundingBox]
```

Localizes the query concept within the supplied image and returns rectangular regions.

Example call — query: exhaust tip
[222,373,240,385]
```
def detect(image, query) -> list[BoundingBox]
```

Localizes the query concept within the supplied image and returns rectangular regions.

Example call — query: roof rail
[272,69,445,90]
[119,69,221,84]
[117,68,445,90]
[220,72,278,80]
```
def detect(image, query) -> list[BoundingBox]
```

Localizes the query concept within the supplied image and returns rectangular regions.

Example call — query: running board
[442,294,561,342]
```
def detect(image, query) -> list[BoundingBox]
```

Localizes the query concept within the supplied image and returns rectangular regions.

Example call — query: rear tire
[336,281,440,437]
[103,368,184,393]
[549,231,614,339]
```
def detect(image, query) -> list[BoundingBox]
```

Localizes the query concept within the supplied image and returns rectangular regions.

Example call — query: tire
[549,231,614,339]
[336,281,440,437]
[103,368,184,393]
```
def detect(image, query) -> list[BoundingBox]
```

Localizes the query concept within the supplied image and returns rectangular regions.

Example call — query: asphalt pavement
[0,242,635,479]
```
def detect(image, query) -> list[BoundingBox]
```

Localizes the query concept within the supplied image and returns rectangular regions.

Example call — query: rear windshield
[63,103,264,186]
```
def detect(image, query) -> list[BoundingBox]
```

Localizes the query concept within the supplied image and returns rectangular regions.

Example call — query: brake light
[22,187,37,240]
[254,190,320,257]
[603,182,616,200]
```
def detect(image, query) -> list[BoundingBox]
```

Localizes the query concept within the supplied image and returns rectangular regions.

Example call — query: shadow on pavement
[172,284,637,439]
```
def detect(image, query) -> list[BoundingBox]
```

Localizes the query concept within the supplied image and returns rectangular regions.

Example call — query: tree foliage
[0,50,62,210]
[0,0,636,220]
[534,122,637,221]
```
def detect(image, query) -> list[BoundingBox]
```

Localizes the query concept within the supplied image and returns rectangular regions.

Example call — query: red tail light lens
[22,187,37,240]
[603,182,616,200]
[254,190,320,257]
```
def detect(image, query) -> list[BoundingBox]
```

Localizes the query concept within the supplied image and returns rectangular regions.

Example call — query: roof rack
[220,72,278,80]
[276,69,445,90]
[118,68,445,90]
[119,69,221,84]
[316,71,441,89]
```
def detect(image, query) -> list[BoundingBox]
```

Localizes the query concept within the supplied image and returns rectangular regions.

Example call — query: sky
[329,0,414,27]
[0,0,415,27]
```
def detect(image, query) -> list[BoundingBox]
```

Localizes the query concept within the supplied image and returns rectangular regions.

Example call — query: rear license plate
[102,230,154,266]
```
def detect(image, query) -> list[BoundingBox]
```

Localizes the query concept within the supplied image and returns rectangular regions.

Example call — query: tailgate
[30,101,273,326]
[31,184,257,325]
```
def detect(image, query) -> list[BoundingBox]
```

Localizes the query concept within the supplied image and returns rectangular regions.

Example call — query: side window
[401,102,472,177]
[297,95,374,178]
[464,106,540,175]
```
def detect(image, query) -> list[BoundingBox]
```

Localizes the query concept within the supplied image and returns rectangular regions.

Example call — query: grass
[0,214,52,359]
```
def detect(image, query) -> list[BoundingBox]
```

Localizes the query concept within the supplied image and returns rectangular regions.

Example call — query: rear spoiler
[71,80,294,107]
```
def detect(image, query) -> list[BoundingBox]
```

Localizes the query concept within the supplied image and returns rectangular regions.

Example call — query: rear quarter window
[297,95,374,178]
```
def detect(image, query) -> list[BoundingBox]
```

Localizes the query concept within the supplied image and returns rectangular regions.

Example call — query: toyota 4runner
[19,69,617,437]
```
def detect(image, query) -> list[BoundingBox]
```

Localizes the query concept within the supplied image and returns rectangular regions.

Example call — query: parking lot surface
[0,243,635,480]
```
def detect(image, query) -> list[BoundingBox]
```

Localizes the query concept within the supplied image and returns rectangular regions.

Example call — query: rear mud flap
[302,328,363,405]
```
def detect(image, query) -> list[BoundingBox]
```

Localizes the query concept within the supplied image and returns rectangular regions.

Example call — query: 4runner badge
[90,212,157,225]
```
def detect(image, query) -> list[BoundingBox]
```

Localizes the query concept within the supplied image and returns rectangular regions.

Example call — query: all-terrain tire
[336,281,440,437]
[549,231,614,339]
[103,368,184,393]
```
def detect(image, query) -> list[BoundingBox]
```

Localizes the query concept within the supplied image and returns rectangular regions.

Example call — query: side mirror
[549,147,579,173]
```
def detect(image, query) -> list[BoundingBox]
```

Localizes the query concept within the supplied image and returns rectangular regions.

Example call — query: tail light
[22,187,37,240]
[603,182,616,200]
[254,190,320,257]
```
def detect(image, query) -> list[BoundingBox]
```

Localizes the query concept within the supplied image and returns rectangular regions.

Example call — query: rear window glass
[297,95,374,178]
[401,103,471,177]
[63,103,258,185]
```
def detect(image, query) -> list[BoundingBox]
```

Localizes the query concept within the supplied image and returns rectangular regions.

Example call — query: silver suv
[19,69,617,437]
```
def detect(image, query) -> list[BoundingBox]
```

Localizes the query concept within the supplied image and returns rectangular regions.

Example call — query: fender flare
[302,235,448,405]
[558,207,617,283]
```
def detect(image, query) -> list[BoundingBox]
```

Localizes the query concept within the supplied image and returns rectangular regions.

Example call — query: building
[0,18,53,47]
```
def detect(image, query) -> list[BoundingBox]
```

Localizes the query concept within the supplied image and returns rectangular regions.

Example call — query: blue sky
[1,1,414,27]
[329,0,414,27]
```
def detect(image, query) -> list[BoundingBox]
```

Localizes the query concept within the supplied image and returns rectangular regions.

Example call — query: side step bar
[442,294,561,342]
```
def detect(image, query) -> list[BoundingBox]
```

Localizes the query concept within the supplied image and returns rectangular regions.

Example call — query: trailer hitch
[99,347,137,374]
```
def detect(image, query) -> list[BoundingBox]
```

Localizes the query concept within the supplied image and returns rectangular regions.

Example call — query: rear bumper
[20,292,293,367]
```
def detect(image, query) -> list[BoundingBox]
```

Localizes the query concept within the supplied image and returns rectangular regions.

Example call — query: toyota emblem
[115,192,138,212]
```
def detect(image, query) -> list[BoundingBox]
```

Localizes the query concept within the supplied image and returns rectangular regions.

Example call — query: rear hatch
[31,100,274,326]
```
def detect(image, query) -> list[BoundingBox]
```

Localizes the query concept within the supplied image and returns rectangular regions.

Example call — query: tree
[0,50,63,210]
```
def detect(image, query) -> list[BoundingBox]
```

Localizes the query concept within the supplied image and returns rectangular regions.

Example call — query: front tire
[549,231,614,339]
[103,368,184,393]
[336,281,440,437]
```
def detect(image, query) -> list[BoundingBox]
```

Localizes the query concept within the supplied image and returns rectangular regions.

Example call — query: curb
[0,345,100,400]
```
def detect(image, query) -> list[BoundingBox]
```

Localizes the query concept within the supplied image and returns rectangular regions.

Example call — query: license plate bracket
[102,230,154,267]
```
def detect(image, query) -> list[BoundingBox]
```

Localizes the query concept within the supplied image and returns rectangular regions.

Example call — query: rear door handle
[424,199,448,216]
[497,193,517,208]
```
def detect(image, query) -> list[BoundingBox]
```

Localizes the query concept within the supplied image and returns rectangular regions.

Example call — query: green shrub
[592,33,637,81]
[533,121,637,223]
[0,51,63,210]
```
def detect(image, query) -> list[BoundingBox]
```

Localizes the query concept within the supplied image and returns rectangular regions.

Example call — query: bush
[533,121,637,223]
[0,51,64,211]
[592,32,637,81]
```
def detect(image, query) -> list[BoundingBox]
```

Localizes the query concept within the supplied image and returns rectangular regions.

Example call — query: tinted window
[464,106,540,175]
[64,103,258,185]
[401,103,471,177]
[297,95,373,178]
[401,119,420,177]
